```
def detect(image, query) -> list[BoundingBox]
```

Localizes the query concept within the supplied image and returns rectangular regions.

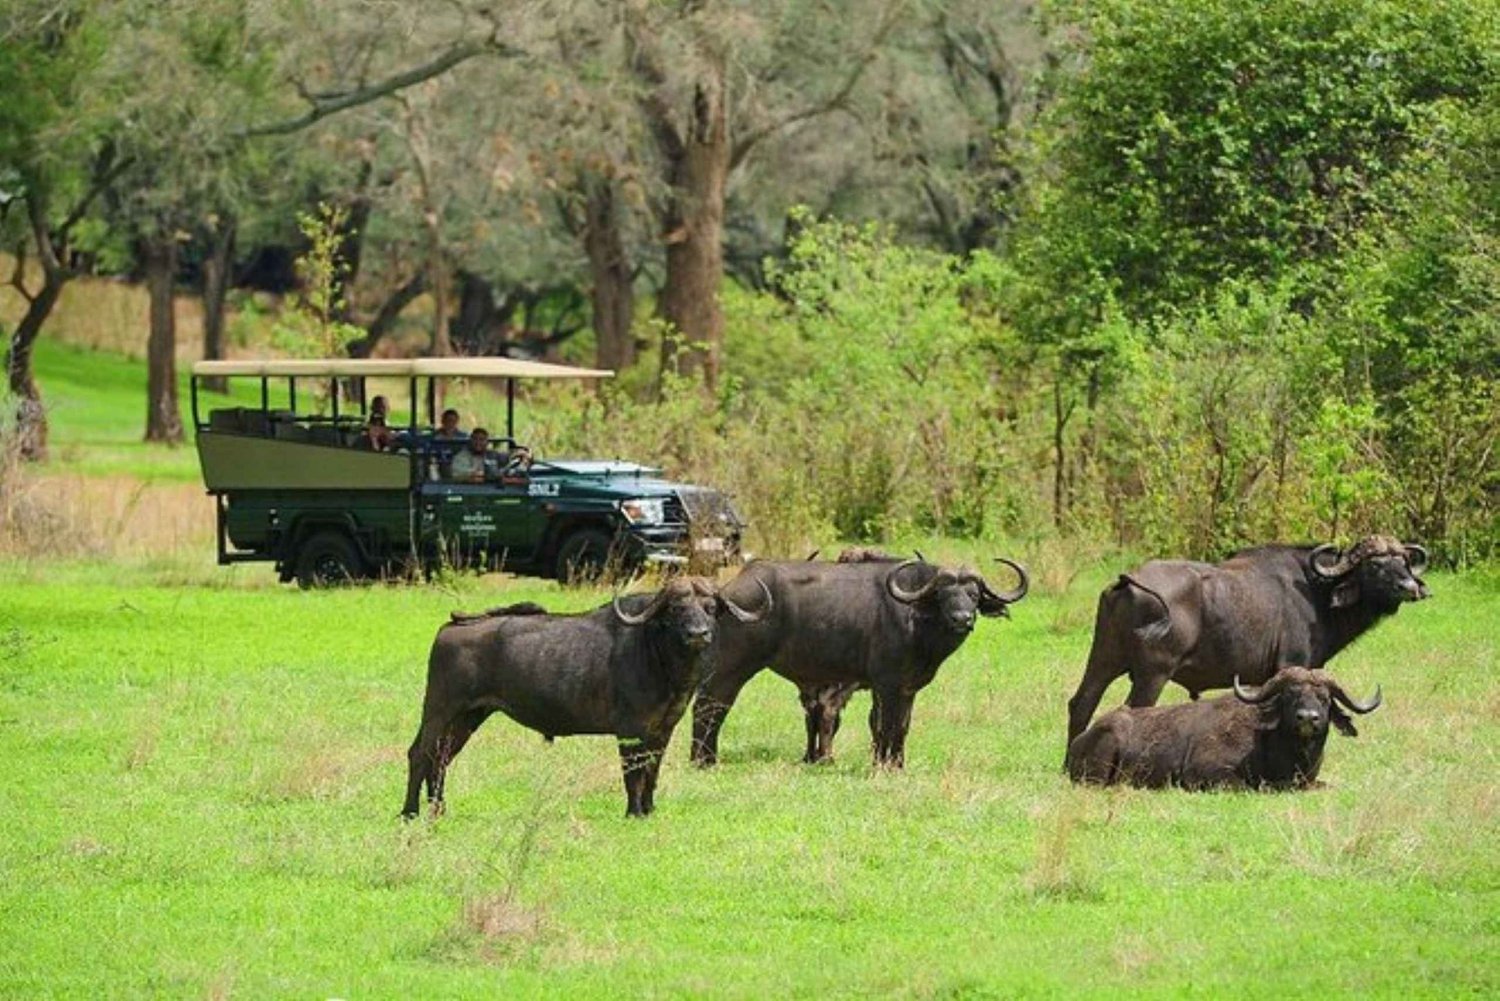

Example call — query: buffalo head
[1233,667,1382,739]
[886,557,1030,634]
[1310,536,1430,613]
[613,575,773,649]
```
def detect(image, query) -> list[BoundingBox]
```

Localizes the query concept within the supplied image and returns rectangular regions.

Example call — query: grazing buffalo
[691,550,1029,768]
[1067,667,1382,789]
[1065,536,1426,759]
[402,576,771,819]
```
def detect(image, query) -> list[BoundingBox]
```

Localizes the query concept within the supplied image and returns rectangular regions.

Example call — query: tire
[554,528,617,585]
[294,530,365,589]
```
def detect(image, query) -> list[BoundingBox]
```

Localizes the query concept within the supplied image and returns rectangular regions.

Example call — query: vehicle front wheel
[294,530,365,589]
[554,528,619,585]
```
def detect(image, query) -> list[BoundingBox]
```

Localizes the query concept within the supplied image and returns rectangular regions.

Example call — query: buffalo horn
[1403,544,1429,576]
[1309,543,1354,580]
[612,588,670,626]
[980,557,1030,605]
[1329,681,1383,715]
[1233,674,1279,705]
[887,559,946,603]
[719,577,774,623]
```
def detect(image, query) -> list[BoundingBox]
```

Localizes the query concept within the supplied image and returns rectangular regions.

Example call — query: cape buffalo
[1065,536,1426,760]
[402,575,771,819]
[691,550,1028,768]
[1067,667,1382,789]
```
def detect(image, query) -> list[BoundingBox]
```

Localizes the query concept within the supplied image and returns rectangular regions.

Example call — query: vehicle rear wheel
[554,528,617,585]
[294,530,365,589]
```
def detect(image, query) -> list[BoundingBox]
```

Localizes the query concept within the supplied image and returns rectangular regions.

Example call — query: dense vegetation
[3,0,1497,563]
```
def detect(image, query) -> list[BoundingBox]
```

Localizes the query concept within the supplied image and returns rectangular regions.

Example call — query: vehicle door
[422,474,545,566]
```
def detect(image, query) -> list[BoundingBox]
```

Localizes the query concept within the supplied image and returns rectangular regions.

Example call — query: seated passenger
[434,408,465,443]
[362,413,396,451]
[448,427,493,482]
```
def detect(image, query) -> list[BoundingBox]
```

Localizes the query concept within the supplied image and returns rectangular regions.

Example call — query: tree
[620,0,905,389]
[1025,0,1500,319]
[1,6,126,458]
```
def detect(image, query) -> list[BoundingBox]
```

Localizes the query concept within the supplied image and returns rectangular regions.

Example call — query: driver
[448,428,493,482]
[448,428,532,483]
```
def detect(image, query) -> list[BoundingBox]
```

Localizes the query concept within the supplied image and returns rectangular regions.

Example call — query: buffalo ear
[1330,579,1361,609]
[1330,704,1359,738]
[977,593,1012,618]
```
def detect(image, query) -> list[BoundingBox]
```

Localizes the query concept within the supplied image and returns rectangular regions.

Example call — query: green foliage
[1027,0,1500,320]
[525,216,1030,550]
[271,204,365,362]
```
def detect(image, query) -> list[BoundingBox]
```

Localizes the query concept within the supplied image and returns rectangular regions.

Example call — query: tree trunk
[5,194,74,461]
[5,276,63,461]
[583,179,635,372]
[200,217,236,393]
[449,270,509,356]
[142,235,183,443]
[658,75,728,391]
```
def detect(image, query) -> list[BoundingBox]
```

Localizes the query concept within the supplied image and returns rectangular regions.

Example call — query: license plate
[694,537,725,552]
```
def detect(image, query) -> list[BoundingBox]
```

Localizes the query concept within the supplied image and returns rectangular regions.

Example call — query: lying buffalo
[691,550,1028,768]
[1067,667,1382,789]
[402,576,770,818]
[1065,535,1426,760]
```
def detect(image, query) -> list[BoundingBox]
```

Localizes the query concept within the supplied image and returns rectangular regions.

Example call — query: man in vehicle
[429,411,468,480]
[362,413,396,451]
[435,408,464,442]
[448,427,494,482]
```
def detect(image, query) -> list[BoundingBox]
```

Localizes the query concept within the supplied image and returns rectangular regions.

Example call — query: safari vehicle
[189,357,746,586]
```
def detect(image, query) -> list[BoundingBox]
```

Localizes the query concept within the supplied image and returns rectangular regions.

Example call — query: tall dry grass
[1,427,214,562]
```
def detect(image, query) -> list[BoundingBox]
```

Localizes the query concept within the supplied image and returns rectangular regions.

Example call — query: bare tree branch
[729,0,906,171]
[239,35,525,139]
[624,12,686,163]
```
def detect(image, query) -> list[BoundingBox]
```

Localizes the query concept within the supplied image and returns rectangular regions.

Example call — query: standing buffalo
[691,550,1029,768]
[1067,667,1383,789]
[1065,535,1426,760]
[402,575,771,819]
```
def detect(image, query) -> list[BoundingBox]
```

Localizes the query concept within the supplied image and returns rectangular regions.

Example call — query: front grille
[662,495,689,525]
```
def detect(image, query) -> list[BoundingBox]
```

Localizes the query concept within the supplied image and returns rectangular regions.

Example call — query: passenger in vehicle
[448,427,494,482]
[362,412,397,451]
[435,408,465,442]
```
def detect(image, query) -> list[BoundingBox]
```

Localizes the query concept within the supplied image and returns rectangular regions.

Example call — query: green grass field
[7,337,1498,995]
[34,339,262,483]
[1,560,1495,997]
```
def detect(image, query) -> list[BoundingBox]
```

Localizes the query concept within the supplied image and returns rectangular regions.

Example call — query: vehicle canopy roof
[190,357,614,380]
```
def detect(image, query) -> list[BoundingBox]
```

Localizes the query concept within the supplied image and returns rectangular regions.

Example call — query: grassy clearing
[30,338,261,483]
[0,562,1495,997]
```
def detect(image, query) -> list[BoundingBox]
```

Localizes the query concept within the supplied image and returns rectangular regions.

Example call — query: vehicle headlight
[620,497,668,525]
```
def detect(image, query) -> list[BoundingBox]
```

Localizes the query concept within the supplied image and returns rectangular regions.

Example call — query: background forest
[3,0,1497,563]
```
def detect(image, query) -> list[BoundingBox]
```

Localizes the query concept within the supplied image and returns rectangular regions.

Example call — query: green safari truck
[190,357,746,586]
